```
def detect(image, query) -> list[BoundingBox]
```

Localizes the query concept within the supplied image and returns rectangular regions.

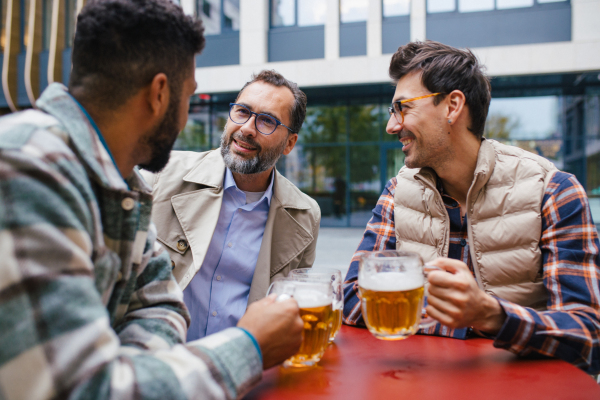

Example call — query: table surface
[245,325,600,400]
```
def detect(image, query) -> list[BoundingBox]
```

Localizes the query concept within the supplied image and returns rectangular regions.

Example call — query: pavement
[311,227,365,278]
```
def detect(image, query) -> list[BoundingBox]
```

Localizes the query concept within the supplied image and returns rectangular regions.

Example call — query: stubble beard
[138,93,181,173]
[401,127,451,170]
[220,127,287,175]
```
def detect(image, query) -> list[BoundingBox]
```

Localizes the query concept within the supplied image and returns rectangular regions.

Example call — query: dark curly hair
[69,0,205,109]
[389,40,491,138]
[236,70,307,134]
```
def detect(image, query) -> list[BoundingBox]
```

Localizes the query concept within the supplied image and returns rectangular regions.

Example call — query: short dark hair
[389,41,491,138]
[70,0,205,109]
[236,70,307,134]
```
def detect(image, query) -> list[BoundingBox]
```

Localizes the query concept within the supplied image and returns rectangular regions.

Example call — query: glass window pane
[485,96,562,165]
[299,105,347,144]
[459,0,493,13]
[174,105,212,151]
[223,0,239,31]
[271,0,295,27]
[350,146,380,227]
[42,0,52,50]
[348,104,381,142]
[427,0,455,13]
[496,0,533,10]
[386,147,405,181]
[537,0,567,2]
[383,0,410,17]
[284,145,349,226]
[198,0,221,35]
[65,0,76,47]
[298,0,326,26]
[340,0,368,23]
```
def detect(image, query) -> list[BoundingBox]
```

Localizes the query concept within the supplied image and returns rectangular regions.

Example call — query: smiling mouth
[232,138,258,152]
[400,137,414,148]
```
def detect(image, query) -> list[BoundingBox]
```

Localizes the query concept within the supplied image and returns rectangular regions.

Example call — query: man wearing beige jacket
[142,70,320,340]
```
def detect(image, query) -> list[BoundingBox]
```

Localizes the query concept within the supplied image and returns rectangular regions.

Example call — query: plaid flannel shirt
[343,172,600,374]
[0,84,262,400]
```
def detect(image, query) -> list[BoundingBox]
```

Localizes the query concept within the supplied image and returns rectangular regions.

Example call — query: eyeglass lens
[230,104,278,135]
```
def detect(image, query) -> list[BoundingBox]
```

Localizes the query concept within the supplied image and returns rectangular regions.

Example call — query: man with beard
[0,1,305,399]
[343,41,600,374]
[142,70,320,340]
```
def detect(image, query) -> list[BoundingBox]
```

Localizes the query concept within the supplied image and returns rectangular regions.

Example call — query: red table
[245,325,600,399]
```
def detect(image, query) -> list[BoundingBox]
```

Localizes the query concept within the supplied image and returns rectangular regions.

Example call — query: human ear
[446,90,466,126]
[282,133,298,155]
[147,73,169,117]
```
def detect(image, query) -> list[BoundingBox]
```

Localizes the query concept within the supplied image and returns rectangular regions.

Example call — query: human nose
[385,113,403,135]
[240,113,259,137]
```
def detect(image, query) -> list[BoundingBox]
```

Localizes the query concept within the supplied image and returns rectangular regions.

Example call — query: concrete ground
[311,227,365,278]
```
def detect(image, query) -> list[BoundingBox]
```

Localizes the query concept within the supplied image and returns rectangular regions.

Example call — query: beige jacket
[141,149,321,304]
[393,139,557,310]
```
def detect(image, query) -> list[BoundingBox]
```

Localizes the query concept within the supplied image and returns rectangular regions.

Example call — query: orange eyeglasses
[388,93,442,125]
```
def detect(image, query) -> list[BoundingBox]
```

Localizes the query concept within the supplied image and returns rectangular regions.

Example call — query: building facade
[2,0,600,228]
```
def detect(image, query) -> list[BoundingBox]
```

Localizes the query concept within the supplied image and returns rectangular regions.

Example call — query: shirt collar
[224,167,274,207]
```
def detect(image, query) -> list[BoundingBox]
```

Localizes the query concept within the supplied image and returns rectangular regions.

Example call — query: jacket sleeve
[0,140,262,399]
[493,172,600,375]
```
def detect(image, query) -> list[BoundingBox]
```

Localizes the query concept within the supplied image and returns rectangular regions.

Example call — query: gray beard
[220,131,287,175]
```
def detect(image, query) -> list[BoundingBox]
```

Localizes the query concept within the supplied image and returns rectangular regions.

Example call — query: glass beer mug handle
[419,264,444,329]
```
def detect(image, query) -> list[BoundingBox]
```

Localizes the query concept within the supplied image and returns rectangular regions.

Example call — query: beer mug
[267,279,333,367]
[289,268,344,342]
[358,250,436,340]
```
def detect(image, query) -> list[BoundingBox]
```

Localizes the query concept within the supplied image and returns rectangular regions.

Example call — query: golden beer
[285,290,333,367]
[329,308,342,341]
[358,271,425,340]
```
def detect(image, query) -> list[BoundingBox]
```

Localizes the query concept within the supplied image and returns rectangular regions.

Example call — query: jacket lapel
[172,150,226,289]
[248,171,314,303]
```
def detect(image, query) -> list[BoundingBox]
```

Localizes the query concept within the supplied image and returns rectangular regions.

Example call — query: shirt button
[460,239,467,247]
[216,275,222,281]
[227,242,232,248]
[177,240,188,251]
[121,197,135,211]
[212,311,217,317]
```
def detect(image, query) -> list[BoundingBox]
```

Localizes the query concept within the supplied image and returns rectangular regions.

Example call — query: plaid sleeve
[0,132,261,400]
[494,171,600,374]
[343,178,397,326]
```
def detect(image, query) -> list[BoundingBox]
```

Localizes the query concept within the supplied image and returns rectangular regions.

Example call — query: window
[427,0,455,13]
[197,0,239,35]
[428,0,567,13]
[42,0,52,50]
[340,0,367,23]
[65,0,76,47]
[458,0,493,12]
[271,0,326,28]
[383,0,410,17]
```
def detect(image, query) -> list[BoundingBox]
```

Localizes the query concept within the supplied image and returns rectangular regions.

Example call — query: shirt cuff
[238,327,263,364]
[492,297,536,354]
[188,327,263,399]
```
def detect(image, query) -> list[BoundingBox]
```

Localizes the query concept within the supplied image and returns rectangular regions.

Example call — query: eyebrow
[237,102,282,121]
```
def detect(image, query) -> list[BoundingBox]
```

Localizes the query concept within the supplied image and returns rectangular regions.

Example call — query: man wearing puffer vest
[343,40,600,375]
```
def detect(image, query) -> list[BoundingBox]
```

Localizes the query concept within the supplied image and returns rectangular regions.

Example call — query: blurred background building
[2,0,600,232]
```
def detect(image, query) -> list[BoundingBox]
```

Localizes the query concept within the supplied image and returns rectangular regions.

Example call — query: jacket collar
[414,138,496,194]
[36,83,151,194]
[183,149,311,210]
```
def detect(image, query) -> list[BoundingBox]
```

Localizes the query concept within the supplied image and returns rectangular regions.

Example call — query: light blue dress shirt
[183,168,274,341]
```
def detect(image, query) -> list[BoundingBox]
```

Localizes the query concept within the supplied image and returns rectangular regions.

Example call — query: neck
[232,168,273,192]
[434,131,481,206]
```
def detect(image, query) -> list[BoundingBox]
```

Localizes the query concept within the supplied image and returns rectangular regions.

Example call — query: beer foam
[359,271,423,292]
[293,289,331,308]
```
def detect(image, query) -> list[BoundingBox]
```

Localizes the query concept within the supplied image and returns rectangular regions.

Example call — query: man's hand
[237,294,303,369]
[425,258,506,335]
